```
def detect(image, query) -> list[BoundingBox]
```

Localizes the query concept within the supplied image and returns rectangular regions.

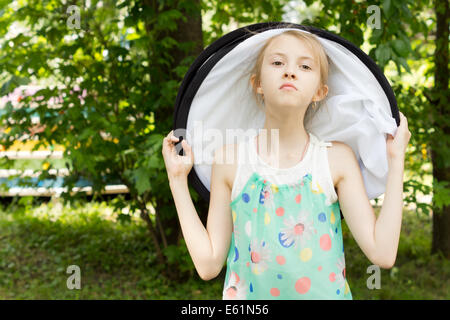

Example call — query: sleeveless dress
[222,131,353,300]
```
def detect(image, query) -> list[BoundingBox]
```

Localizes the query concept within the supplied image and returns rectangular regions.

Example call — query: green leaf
[0,76,30,96]
[134,167,151,195]
[392,39,410,57]
[433,180,450,210]
[375,45,391,66]
[383,0,393,18]
[396,57,411,73]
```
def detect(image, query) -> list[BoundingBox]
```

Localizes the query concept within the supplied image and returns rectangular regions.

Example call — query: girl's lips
[280,83,297,90]
[280,86,297,91]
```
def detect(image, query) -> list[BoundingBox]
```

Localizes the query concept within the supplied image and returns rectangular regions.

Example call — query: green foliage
[342,208,449,299]
[162,239,196,276]
[0,0,289,273]
[433,180,450,211]
[201,0,286,45]
[300,0,444,218]
[1,202,448,299]
[0,0,446,273]
[0,199,224,299]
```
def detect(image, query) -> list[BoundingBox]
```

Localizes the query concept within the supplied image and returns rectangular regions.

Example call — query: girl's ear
[312,84,328,102]
[250,74,264,94]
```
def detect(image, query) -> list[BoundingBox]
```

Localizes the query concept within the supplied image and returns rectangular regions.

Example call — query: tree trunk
[147,0,206,278]
[155,0,204,246]
[431,0,450,258]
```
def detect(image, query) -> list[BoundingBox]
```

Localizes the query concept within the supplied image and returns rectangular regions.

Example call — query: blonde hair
[248,26,330,128]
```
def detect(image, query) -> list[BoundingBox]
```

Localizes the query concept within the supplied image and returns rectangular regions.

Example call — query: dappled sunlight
[4,197,149,226]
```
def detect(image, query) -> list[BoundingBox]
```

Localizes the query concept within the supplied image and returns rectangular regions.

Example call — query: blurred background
[0,0,448,299]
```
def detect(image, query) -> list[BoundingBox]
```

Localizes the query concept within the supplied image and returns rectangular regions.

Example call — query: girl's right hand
[162,130,194,180]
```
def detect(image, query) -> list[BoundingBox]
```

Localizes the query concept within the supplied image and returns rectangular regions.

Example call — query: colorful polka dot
[271,184,279,193]
[318,266,322,271]
[250,283,253,292]
[295,277,311,294]
[270,288,280,297]
[330,211,336,224]
[318,212,326,222]
[275,207,285,217]
[336,289,340,295]
[242,193,250,203]
[232,272,240,284]
[277,274,282,279]
[276,255,286,265]
[329,272,336,282]
[295,194,302,203]
[320,234,332,251]
[253,207,257,213]
[311,182,323,194]
[233,247,239,262]
[300,248,312,262]
[225,287,237,299]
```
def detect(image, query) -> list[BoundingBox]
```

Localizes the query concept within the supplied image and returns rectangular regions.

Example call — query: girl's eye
[300,64,311,70]
[272,61,283,66]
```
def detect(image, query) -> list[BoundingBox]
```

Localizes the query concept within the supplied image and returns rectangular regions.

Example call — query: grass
[342,207,450,299]
[0,198,223,299]
[0,197,448,299]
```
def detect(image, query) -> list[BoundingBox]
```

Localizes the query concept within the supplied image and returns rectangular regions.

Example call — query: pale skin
[162,34,412,281]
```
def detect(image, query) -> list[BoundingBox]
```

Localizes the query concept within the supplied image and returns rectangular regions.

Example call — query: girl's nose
[283,70,297,80]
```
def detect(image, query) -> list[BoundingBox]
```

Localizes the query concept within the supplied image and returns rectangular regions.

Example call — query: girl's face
[255,34,327,110]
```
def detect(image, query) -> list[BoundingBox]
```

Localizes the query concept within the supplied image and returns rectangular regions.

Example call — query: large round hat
[173,22,399,218]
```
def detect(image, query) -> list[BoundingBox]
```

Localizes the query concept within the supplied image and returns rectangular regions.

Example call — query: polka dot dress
[222,171,353,300]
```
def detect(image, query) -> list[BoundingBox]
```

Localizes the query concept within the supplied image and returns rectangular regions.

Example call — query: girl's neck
[256,126,310,162]
[260,103,309,149]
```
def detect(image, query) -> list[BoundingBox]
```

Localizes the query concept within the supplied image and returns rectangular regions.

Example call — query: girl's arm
[332,112,411,269]
[162,131,233,280]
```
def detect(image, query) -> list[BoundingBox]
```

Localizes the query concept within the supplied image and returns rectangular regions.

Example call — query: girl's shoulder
[213,142,240,191]
[326,140,357,188]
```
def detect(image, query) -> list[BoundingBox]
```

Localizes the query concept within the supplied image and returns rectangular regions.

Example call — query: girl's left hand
[386,111,412,162]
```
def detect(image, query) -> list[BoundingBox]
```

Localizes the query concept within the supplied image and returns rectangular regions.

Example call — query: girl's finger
[167,130,180,142]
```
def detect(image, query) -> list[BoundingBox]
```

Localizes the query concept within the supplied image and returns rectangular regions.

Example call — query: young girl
[162,30,411,300]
